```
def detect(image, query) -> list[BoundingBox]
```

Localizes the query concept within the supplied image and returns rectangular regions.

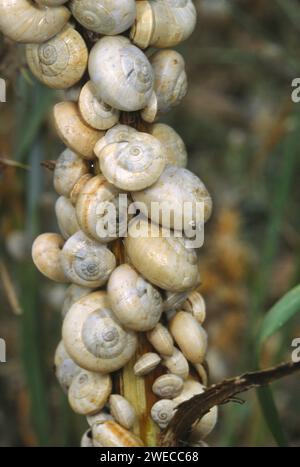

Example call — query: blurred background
[0,0,300,447]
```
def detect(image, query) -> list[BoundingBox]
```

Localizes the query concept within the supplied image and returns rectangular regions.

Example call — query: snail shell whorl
[150,123,187,167]
[32,233,68,283]
[26,24,88,90]
[79,81,120,130]
[151,399,176,429]
[54,148,89,198]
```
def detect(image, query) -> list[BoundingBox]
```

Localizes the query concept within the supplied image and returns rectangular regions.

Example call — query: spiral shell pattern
[151,399,176,429]
[68,370,112,415]
[79,81,120,130]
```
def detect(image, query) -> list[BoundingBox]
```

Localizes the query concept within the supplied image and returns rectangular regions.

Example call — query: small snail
[150,123,187,167]
[131,0,196,49]
[92,420,144,447]
[87,410,114,427]
[151,399,176,430]
[107,264,163,332]
[32,233,67,283]
[0,0,70,43]
[53,101,104,159]
[152,374,184,399]
[68,369,112,415]
[53,148,89,198]
[133,352,161,376]
[62,291,138,373]
[182,291,206,324]
[79,81,120,131]
[54,341,81,393]
[26,24,88,89]
[109,395,136,430]
[62,284,93,318]
[70,0,136,35]
[162,347,189,380]
[94,124,138,154]
[89,36,154,111]
[55,196,80,240]
[163,291,190,312]
[60,230,116,288]
[146,323,174,357]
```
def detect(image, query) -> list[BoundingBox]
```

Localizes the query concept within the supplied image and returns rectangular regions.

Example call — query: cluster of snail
[0,0,218,447]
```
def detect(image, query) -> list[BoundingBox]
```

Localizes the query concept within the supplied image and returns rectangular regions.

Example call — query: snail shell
[182,291,206,324]
[94,124,138,155]
[130,0,196,49]
[53,101,104,159]
[146,323,174,357]
[150,123,187,167]
[151,399,176,429]
[55,196,80,240]
[0,0,70,43]
[62,284,93,319]
[169,312,208,364]
[54,341,81,393]
[60,231,116,288]
[80,429,94,447]
[152,374,183,399]
[95,129,166,191]
[62,291,138,373]
[87,410,114,427]
[79,81,120,130]
[125,216,200,292]
[92,420,144,447]
[75,175,124,244]
[70,0,136,35]
[162,347,189,380]
[26,24,88,90]
[89,36,154,112]
[107,264,163,332]
[54,148,89,198]
[109,395,136,430]
[32,233,68,283]
[68,369,112,415]
[132,165,213,232]
[70,173,93,206]
[193,363,208,386]
[163,291,189,312]
[133,352,161,376]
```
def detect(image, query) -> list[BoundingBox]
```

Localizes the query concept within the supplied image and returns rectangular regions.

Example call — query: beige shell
[75,175,125,244]
[152,374,183,399]
[68,369,112,415]
[162,348,189,380]
[53,102,104,159]
[54,340,81,393]
[60,231,116,288]
[62,284,93,318]
[70,0,136,35]
[87,411,114,427]
[193,363,208,386]
[151,399,176,429]
[109,395,136,430]
[55,196,80,240]
[89,36,154,112]
[107,264,163,332]
[54,148,89,198]
[26,24,88,90]
[169,312,208,364]
[96,129,166,191]
[70,174,93,206]
[130,0,196,49]
[133,352,161,376]
[62,291,138,373]
[94,124,138,155]
[0,0,70,43]
[32,233,68,283]
[80,429,94,447]
[79,81,120,130]
[92,421,144,447]
[132,165,213,232]
[125,216,200,292]
[146,323,174,357]
[163,291,189,312]
[36,0,68,5]
[182,291,206,325]
[173,379,204,406]
[150,123,187,167]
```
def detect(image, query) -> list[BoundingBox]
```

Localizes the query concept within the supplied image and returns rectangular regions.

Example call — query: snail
[75,175,125,244]
[26,24,88,90]
[55,196,80,240]
[70,0,136,35]
[132,165,213,232]
[146,323,174,357]
[133,352,161,376]
[92,421,144,447]
[80,429,94,448]
[79,81,120,131]
[162,347,189,380]
[89,36,154,112]
[60,230,116,288]
[169,312,208,364]
[0,0,70,43]
[163,291,190,312]
[87,410,114,427]
[54,341,81,393]
[62,291,138,373]
[151,399,176,430]
[125,216,200,292]
[95,127,166,191]
[53,101,104,159]
[182,291,206,325]
[109,395,136,430]
[68,369,112,415]
[152,374,183,399]
[70,174,93,207]
[150,123,187,167]
[62,284,94,319]
[32,233,67,283]
[107,264,163,332]
[130,0,196,49]
[53,148,89,198]
[94,124,138,154]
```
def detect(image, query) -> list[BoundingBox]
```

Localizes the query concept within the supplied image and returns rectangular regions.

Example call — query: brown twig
[160,360,300,447]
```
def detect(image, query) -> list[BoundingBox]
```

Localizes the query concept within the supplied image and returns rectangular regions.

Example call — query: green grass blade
[256,387,288,447]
